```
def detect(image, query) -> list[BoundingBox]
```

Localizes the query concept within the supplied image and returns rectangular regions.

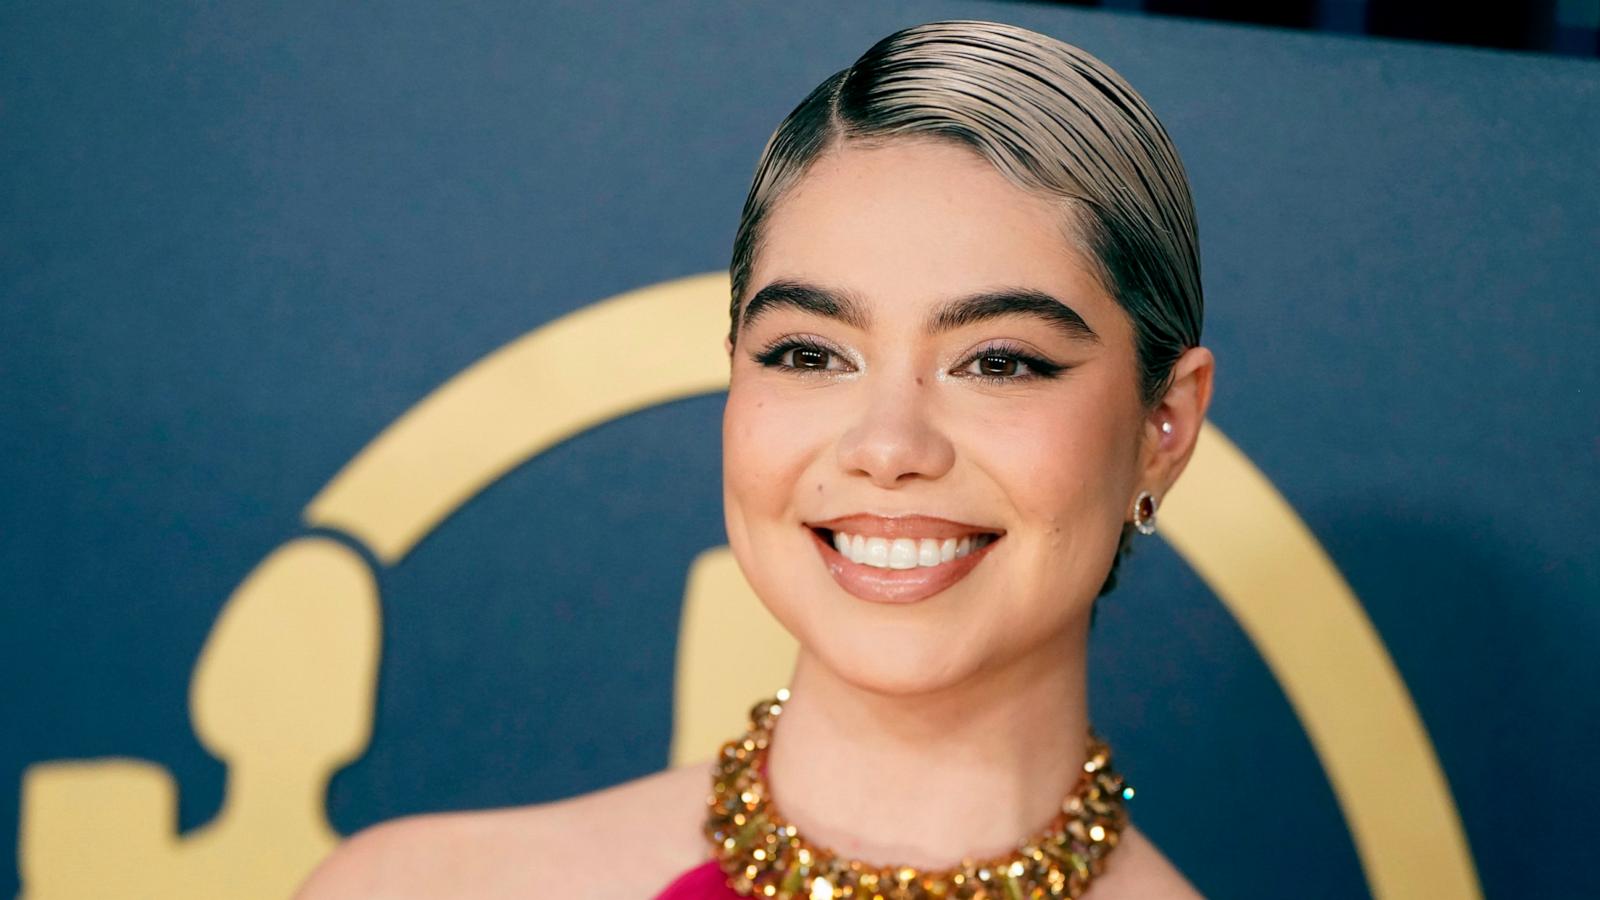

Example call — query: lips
[803,514,1004,605]
[807,513,1000,541]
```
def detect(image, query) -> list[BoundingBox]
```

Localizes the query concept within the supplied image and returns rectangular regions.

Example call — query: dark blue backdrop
[3,2,1596,897]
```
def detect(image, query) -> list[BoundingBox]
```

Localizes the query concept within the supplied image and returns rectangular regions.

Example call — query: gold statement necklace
[704,690,1132,900]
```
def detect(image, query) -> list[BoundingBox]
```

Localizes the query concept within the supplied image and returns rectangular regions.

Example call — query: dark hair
[729,20,1204,602]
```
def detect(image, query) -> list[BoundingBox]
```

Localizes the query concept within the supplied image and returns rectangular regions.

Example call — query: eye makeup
[953,340,1066,383]
[751,336,855,374]
[750,335,1066,383]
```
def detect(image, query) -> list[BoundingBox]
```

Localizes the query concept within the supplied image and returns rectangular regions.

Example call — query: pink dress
[655,860,740,899]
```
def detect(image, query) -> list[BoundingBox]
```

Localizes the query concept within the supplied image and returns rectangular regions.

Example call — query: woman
[299,18,1212,899]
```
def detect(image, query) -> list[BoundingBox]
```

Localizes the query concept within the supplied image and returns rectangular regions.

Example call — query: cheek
[983,398,1132,515]
[721,375,846,638]
[721,377,829,542]
[969,390,1140,594]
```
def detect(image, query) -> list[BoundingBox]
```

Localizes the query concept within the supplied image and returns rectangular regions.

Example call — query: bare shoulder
[291,803,540,899]
[294,760,715,900]
[1087,822,1205,900]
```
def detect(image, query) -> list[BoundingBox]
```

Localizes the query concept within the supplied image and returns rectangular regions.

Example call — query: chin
[783,595,995,696]
[824,646,985,698]
[832,656,979,698]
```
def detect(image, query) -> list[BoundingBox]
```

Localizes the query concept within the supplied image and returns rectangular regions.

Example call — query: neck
[763,619,1091,869]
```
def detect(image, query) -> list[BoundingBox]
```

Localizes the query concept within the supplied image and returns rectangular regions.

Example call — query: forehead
[750,139,1117,326]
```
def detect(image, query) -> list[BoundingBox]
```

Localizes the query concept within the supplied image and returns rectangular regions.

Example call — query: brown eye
[956,346,1064,381]
[978,354,1019,377]
[791,347,831,369]
[752,339,853,373]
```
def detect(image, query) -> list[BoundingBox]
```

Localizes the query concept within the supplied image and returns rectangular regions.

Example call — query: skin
[297,138,1213,899]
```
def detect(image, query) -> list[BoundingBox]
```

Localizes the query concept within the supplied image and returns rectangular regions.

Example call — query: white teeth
[828,530,995,570]
[889,538,918,569]
[865,537,890,567]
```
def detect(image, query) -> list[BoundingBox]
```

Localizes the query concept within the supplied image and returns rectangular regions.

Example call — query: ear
[724,334,734,357]
[1136,345,1215,506]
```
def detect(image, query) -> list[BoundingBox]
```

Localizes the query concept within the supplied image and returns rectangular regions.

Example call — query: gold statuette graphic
[18,274,1480,899]
[20,537,377,899]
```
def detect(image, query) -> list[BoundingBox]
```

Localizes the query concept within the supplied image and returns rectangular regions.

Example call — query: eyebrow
[740,280,871,332]
[926,289,1101,344]
[739,279,1100,345]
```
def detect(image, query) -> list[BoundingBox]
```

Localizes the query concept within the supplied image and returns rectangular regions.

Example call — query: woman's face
[723,138,1162,695]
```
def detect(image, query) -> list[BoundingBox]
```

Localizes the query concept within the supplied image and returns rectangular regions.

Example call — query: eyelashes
[962,343,1066,381]
[750,337,1066,383]
[752,337,850,373]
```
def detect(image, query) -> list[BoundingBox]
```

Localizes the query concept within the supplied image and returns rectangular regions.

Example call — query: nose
[834,375,956,488]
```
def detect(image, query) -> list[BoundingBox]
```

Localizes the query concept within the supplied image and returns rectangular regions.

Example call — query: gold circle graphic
[304,273,1481,899]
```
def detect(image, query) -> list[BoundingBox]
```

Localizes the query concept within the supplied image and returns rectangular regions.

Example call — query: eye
[785,345,835,370]
[956,344,1064,382]
[972,354,1024,378]
[752,338,853,374]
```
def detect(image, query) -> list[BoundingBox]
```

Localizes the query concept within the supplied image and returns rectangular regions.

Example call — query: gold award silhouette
[17,274,1481,899]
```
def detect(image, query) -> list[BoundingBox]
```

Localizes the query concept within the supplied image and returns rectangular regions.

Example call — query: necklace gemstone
[704,692,1131,899]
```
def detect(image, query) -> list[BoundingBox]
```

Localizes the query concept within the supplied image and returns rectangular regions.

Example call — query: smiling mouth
[810,527,1000,569]
[803,519,1004,605]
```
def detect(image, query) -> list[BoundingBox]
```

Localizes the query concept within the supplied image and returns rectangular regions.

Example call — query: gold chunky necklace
[704,691,1131,899]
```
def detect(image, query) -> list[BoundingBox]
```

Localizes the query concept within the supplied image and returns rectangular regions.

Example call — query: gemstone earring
[1132,490,1158,535]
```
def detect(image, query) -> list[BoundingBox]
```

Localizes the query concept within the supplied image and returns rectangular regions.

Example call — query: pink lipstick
[804,514,1003,605]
